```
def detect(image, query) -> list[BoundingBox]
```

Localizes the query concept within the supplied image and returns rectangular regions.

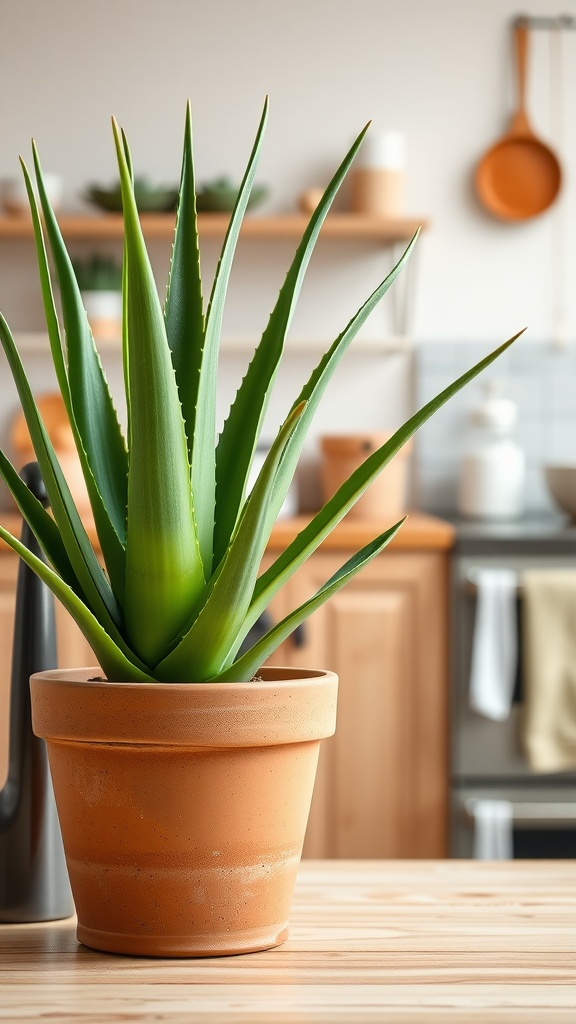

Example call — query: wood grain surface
[266,512,456,552]
[0,213,427,242]
[0,860,574,1022]
[0,511,455,555]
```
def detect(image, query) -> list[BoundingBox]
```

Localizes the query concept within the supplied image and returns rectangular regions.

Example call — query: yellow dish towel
[522,570,576,772]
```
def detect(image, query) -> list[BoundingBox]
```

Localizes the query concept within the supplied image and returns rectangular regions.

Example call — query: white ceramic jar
[458,382,525,520]
[350,129,406,217]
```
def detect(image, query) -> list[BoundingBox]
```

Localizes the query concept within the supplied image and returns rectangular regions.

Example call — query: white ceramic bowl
[0,174,63,215]
[544,465,576,519]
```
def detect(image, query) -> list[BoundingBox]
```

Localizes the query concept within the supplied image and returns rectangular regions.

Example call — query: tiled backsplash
[414,339,576,516]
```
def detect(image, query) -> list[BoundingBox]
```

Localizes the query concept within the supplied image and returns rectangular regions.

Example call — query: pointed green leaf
[0,448,78,588]
[192,97,269,574]
[212,120,371,566]
[31,145,128,599]
[120,127,133,439]
[255,231,419,543]
[19,159,68,402]
[165,101,205,462]
[112,118,205,666]
[154,401,306,682]
[211,519,406,682]
[245,331,525,633]
[0,311,125,638]
[0,526,155,683]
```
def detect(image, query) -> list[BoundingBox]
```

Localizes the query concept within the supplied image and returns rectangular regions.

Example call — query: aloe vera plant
[0,102,521,683]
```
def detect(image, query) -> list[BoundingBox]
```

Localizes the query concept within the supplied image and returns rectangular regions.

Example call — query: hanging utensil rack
[514,14,576,30]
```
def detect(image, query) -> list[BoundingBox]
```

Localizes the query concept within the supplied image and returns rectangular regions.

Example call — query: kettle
[0,463,73,921]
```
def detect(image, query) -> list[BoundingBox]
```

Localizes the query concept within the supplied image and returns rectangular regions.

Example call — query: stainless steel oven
[450,515,576,858]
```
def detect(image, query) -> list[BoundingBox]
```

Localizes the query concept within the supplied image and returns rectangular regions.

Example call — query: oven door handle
[464,798,576,828]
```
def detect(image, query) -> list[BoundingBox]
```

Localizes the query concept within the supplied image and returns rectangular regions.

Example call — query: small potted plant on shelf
[71,253,122,343]
[0,99,519,957]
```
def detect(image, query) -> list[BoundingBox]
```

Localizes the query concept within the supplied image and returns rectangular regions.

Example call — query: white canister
[350,129,405,217]
[458,382,525,520]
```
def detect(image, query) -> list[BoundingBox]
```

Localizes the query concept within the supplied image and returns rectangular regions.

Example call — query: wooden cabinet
[266,535,452,859]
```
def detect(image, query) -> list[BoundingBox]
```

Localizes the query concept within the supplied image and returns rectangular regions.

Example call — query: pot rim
[30,665,338,749]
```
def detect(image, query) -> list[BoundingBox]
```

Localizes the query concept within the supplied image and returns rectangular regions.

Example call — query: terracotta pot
[320,433,412,521]
[30,666,338,957]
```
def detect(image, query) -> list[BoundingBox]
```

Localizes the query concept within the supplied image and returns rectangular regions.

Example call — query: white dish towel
[468,568,518,721]
[470,799,514,860]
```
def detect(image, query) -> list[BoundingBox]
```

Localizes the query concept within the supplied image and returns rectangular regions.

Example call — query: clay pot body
[30,666,337,957]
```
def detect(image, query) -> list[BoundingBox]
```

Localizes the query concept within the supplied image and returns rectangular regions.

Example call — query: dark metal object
[0,463,73,921]
[237,610,274,657]
[291,623,307,649]
[514,14,576,31]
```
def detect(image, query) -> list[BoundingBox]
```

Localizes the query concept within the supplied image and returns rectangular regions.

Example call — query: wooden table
[1,860,575,1022]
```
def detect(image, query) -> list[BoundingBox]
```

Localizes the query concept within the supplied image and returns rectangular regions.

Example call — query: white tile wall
[414,339,576,515]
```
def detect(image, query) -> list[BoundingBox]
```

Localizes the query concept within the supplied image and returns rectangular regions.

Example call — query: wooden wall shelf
[0,212,426,243]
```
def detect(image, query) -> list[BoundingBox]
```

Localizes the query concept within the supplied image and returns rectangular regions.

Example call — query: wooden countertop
[267,510,455,551]
[1,860,573,1022]
[0,510,455,554]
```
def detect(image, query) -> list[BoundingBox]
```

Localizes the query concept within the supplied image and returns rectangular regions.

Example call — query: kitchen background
[1,0,576,514]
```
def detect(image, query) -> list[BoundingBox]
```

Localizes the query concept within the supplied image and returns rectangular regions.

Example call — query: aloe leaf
[120,128,132,436]
[0,311,124,637]
[19,159,68,402]
[0,448,77,588]
[211,519,406,682]
[192,97,269,574]
[154,401,306,682]
[165,101,205,462]
[212,120,371,566]
[112,118,205,666]
[254,231,419,543]
[245,331,525,633]
[0,525,155,683]
[121,127,134,181]
[31,144,128,599]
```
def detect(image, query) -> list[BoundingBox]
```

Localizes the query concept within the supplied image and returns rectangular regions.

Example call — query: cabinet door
[291,550,448,859]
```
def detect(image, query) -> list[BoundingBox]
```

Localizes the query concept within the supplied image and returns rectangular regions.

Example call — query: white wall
[0,0,574,508]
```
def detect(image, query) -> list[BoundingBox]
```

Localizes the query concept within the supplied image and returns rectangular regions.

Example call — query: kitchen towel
[468,568,518,720]
[470,799,514,860]
[522,570,576,772]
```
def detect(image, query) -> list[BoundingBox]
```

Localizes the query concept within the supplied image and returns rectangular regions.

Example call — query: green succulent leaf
[112,118,205,667]
[0,448,78,588]
[191,97,269,574]
[245,331,525,634]
[0,107,523,686]
[18,160,68,402]
[0,311,127,641]
[165,101,205,463]
[0,525,155,683]
[32,143,128,599]
[211,518,406,682]
[251,230,420,549]
[154,400,306,681]
[212,120,371,566]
